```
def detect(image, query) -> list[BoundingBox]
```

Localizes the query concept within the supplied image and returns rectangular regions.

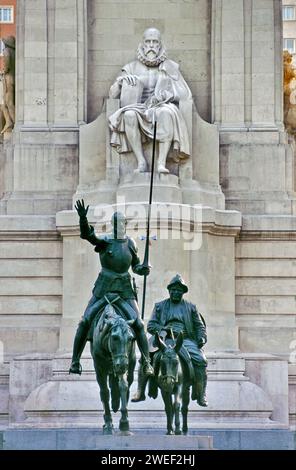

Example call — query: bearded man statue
[108,28,192,174]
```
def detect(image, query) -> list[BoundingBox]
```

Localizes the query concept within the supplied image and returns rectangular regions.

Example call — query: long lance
[141,120,157,320]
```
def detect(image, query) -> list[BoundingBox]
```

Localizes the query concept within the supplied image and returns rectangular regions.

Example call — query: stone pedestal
[7,352,288,432]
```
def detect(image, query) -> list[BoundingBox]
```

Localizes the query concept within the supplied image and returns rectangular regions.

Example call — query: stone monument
[0,0,295,450]
[108,27,191,174]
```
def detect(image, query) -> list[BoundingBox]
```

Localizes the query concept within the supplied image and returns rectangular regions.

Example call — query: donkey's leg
[118,374,130,433]
[161,390,174,435]
[96,370,113,434]
[174,384,182,435]
[181,384,190,435]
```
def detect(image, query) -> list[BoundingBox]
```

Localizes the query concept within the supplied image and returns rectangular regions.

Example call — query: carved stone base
[117,172,182,204]
[7,353,288,431]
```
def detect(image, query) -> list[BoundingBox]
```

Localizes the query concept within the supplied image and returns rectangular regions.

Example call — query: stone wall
[0,218,62,359]
[236,230,296,357]
[87,0,211,123]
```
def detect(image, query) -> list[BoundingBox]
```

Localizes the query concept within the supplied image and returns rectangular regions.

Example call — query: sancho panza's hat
[2,36,15,49]
[167,274,188,293]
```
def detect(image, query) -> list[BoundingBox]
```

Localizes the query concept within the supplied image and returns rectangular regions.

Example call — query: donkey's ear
[174,331,183,353]
[155,332,166,351]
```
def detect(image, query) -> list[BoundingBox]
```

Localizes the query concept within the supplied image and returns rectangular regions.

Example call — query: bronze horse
[91,301,136,434]
[149,331,191,435]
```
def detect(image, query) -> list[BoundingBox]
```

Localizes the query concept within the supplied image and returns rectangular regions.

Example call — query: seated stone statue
[108,27,192,174]
[132,274,208,407]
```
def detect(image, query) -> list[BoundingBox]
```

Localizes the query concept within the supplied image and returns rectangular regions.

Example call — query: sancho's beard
[137,44,167,67]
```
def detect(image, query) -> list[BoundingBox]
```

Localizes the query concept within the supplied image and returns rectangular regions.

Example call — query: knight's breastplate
[99,239,132,273]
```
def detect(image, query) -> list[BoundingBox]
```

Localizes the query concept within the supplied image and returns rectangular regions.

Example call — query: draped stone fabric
[109,59,192,161]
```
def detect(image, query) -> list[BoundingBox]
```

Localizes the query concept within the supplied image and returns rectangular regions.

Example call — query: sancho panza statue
[108,28,192,174]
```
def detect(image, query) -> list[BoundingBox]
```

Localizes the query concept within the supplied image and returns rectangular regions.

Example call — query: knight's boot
[135,328,154,377]
[131,364,148,402]
[69,319,89,375]
[195,367,208,407]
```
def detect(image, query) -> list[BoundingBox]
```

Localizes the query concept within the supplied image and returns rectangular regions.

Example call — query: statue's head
[167,274,188,304]
[111,211,127,239]
[137,27,166,66]
[142,28,162,60]
[284,50,293,65]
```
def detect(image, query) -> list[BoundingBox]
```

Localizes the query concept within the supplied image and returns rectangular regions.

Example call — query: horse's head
[107,313,135,376]
[156,331,183,393]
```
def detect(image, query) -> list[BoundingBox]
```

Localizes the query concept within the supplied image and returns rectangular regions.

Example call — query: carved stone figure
[0,36,15,134]
[283,50,296,132]
[132,274,208,407]
[69,200,154,378]
[108,28,192,174]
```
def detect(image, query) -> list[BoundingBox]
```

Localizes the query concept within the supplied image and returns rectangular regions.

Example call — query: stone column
[213,0,293,215]
[1,0,88,215]
[212,0,283,129]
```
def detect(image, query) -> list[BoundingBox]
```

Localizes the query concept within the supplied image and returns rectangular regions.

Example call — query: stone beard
[108,28,192,174]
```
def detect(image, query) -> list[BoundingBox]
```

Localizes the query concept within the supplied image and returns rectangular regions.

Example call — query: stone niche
[76,0,224,210]
[87,0,212,124]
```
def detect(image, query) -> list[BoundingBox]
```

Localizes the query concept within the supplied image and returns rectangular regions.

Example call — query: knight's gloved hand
[75,199,89,218]
[135,264,151,276]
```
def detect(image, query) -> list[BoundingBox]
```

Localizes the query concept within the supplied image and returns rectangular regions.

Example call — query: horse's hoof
[166,430,174,435]
[119,421,130,433]
[118,431,133,436]
[175,429,182,435]
[103,424,114,435]
[183,430,188,436]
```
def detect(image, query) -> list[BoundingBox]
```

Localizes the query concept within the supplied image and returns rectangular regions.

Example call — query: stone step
[1,428,295,450]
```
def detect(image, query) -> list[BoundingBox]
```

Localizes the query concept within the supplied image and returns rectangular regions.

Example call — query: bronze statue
[91,299,136,434]
[133,274,208,407]
[150,330,191,435]
[0,36,15,134]
[69,200,154,378]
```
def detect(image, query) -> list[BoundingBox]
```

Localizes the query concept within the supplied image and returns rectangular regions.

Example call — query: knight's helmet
[111,211,127,239]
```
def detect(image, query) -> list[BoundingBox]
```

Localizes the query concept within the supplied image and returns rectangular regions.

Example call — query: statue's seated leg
[69,295,106,374]
[132,317,154,377]
[123,110,147,173]
[194,366,208,407]
[131,360,149,402]
[155,107,174,174]
[69,318,89,375]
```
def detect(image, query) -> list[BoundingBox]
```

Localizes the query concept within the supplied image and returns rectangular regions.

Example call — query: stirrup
[69,361,82,375]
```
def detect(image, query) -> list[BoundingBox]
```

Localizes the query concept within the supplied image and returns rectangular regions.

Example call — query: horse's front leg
[181,384,190,435]
[161,389,174,435]
[95,370,114,435]
[174,384,181,435]
[118,374,130,434]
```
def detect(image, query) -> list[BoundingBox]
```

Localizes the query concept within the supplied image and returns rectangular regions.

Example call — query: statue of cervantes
[108,28,192,174]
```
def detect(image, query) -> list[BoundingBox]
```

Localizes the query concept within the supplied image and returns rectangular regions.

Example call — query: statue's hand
[75,199,89,218]
[117,74,139,87]
[136,264,151,276]
[145,95,159,108]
